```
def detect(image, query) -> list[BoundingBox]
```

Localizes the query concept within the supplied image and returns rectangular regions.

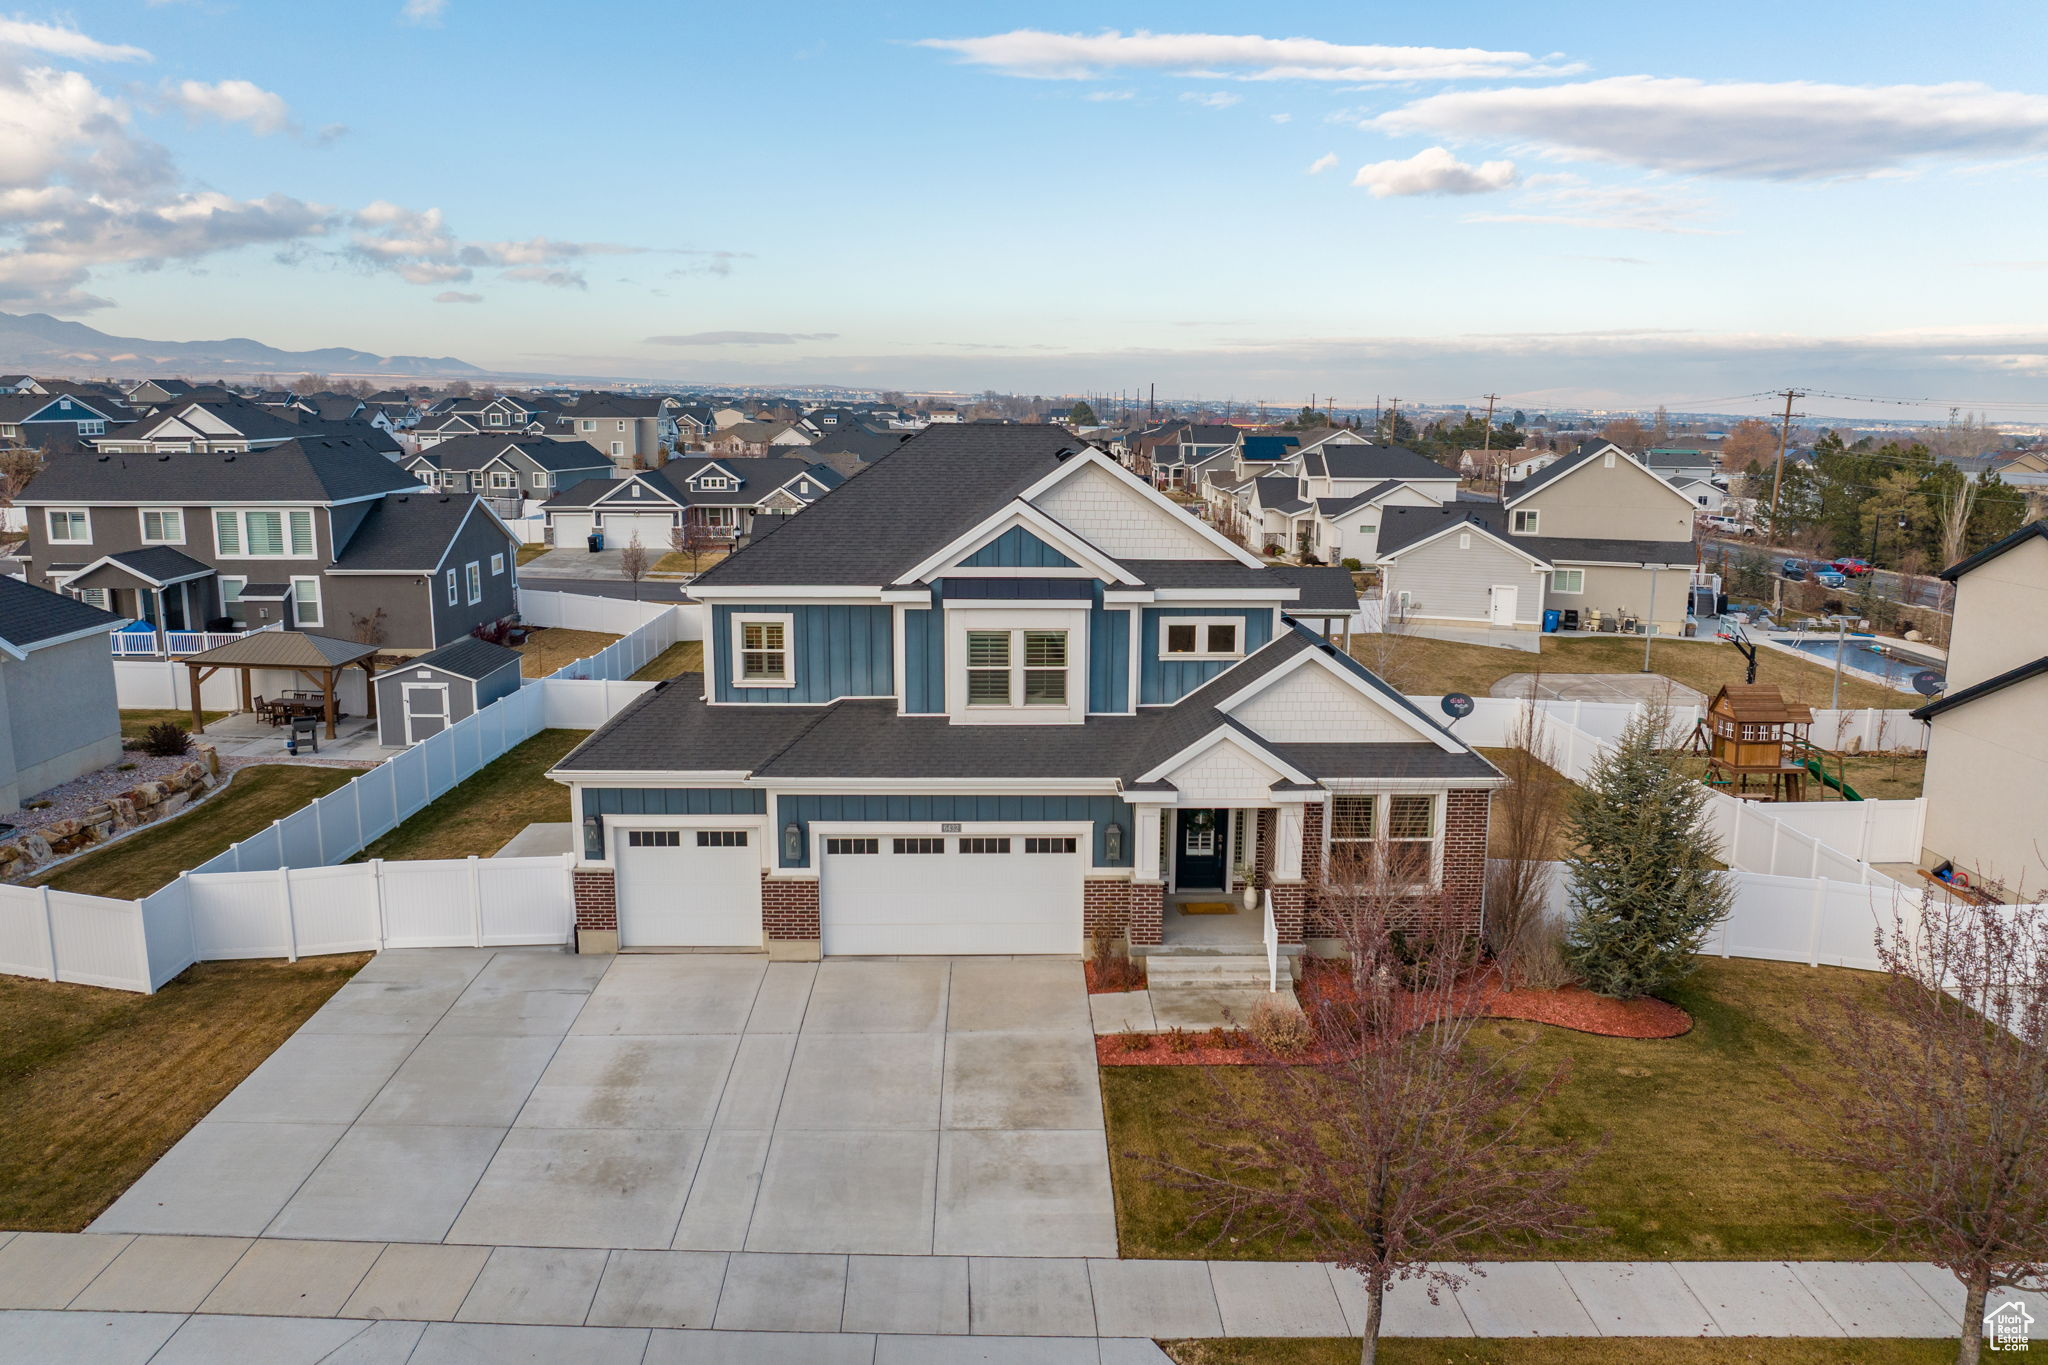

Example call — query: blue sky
[10,1,2048,415]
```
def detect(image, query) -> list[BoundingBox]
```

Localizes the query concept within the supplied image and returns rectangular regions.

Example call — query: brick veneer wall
[1129,881,1164,946]
[573,869,616,932]
[762,875,820,941]
[1269,883,1305,943]
[1442,787,1490,931]
[1083,879,1131,944]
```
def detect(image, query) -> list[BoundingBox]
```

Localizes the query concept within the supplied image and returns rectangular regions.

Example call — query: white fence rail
[111,629,251,658]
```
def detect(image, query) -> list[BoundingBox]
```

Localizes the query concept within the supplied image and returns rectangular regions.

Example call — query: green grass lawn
[0,955,366,1231]
[1160,1340,2022,1365]
[1352,633,1912,711]
[117,708,226,745]
[1104,957,1891,1263]
[630,640,704,681]
[34,764,357,900]
[355,728,588,860]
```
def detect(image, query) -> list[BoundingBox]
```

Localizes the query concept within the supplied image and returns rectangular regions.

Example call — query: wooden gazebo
[183,632,381,739]
[1693,683,1816,802]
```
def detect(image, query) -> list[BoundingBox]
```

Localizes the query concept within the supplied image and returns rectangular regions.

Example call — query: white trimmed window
[732,613,794,687]
[1327,792,1442,886]
[965,628,1069,707]
[220,576,246,618]
[445,569,458,606]
[490,553,505,576]
[46,509,90,543]
[611,441,624,457]
[532,472,551,489]
[489,471,516,490]
[1552,568,1585,594]
[465,561,482,605]
[214,509,315,558]
[1161,617,1242,660]
[1511,509,1539,535]
[290,577,322,627]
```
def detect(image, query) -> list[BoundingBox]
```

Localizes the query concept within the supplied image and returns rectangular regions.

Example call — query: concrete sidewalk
[0,1230,2023,1351]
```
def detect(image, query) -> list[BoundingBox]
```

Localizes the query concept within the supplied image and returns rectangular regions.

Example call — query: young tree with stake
[617,536,649,601]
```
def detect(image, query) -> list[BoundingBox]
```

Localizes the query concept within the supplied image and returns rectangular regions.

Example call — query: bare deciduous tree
[618,537,649,600]
[668,519,720,575]
[0,446,44,504]
[1789,899,2048,1365]
[1486,702,1572,988]
[1150,858,1596,1365]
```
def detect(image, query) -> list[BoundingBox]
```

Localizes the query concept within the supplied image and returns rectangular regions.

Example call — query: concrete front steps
[1142,952,1273,990]
[1105,946,1306,1030]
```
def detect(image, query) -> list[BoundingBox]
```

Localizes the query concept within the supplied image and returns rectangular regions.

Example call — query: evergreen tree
[1562,706,1732,1000]
[1067,400,1098,426]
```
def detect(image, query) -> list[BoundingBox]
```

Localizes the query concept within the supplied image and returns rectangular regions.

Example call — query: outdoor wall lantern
[582,813,604,860]
[783,822,803,862]
[1104,822,1124,863]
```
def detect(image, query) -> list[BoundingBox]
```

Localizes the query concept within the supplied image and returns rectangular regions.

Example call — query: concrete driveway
[95,951,1115,1259]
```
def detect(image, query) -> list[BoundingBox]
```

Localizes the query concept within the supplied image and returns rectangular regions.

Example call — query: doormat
[1178,901,1237,915]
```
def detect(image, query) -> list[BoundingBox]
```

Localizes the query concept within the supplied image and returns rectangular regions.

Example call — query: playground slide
[1801,758,1863,801]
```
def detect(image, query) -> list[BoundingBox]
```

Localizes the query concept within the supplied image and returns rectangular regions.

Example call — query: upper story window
[616,421,629,432]
[466,561,483,605]
[966,629,1068,707]
[46,509,90,543]
[580,419,596,431]
[140,509,184,543]
[77,420,104,436]
[215,509,314,558]
[697,475,732,490]
[1162,619,1241,660]
[733,613,793,687]
[490,471,516,489]
[1511,509,1540,535]
[488,412,505,425]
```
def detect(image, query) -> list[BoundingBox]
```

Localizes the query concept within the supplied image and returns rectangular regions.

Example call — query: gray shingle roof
[1374,503,1692,567]
[1268,742,1499,779]
[183,631,379,668]
[0,574,125,651]
[18,437,425,505]
[413,435,611,475]
[401,635,522,680]
[334,494,506,572]
[1303,445,1459,483]
[87,546,214,586]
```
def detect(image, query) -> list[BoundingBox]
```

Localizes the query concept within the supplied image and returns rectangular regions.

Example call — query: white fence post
[371,858,389,949]
[468,855,484,947]
[1806,877,1827,967]
[38,885,57,982]
[131,893,154,996]
[277,865,299,963]
[561,851,578,948]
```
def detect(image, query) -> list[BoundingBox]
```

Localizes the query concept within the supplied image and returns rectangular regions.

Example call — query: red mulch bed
[1098,964,1689,1067]
[1084,959,1146,994]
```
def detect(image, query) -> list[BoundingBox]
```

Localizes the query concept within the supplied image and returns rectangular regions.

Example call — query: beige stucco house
[1913,520,2048,898]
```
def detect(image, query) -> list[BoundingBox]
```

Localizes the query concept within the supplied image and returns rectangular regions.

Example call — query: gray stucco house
[0,576,126,812]
[15,436,523,654]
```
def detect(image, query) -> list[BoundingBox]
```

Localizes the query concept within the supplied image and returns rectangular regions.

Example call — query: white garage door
[616,828,761,948]
[821,833,1084,956]
[600,512,674,551]
[550,512,593,546]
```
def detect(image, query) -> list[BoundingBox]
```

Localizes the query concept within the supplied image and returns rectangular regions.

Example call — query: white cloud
[1306,152,1338,175]
[1269,113,1291,124]
[161,79,292,136]
[1351,146,1517,197]
[400,0,447,25]
[500,265,585,289]
[1081,89,1133,102]
[646,331,841,346]
[434,290,482,303]
[1373,76,2048,180]
[0,19,149,63]
[1181,91,1241,110]
[915,29,1579,83]
[1463,173,1724,234]
[348,202,651,290]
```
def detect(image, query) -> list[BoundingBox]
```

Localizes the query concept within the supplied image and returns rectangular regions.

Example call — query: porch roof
[70,546,214,591]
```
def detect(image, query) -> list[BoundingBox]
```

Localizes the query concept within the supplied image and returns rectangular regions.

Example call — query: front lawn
[1160,1341,2002,1365]
[118,708,227,745]
[0,955,366,1230]
[515,544,550,565]
[1104,957,1890,1262]
[355,728,588,860]
[34,764,357,900]
[1352,634,1911,711]
[514,626,620,677]
[654,547,729,574]
[630,640,704,680]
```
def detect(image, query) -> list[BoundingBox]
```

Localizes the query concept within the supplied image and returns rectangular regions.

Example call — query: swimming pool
[1771,635,1940,689]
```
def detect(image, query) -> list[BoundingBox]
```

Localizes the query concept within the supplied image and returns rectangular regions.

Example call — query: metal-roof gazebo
[183,632,381,739]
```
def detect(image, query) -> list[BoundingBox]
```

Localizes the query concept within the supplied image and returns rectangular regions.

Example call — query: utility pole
[1768,388,1805,619]
[1386,397,1401,442]
[1148,382,1156,422]
[1480,392,1501,497]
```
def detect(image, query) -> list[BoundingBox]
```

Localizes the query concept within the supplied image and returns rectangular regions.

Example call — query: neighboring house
[0,375,44,395]
[0,575,126,813]
[1149,424,1243,489]
[925,405,962,423]
[16,437,519,652]
[674,404,716,447]
[807,423,912,465]
[1911,519,2048,897]
[555,395,679,468]
[1224,444,1461,564]
[124,379,193,406]
[90,397,391,456]
[1378,442,1697,634]
[401,437,614,518]
[542,424,1487,965]
[1672,476,1728,514]
[541,456,843,549]
[706,420,814,457]
[374,635,523,747]
[408,411,481,450]
[0,392,130,449]
[293,394,367,424]
[1645,447,1720,484]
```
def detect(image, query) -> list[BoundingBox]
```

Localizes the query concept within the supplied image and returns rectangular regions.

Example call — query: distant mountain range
[0,310,485,380]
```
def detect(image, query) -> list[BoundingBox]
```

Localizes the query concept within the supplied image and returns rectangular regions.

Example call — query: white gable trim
[1137,721,1315,787]
[70,552,213,588]
[1377,517,1552,572]
[1018,447,1265,567]
[894,499,1142,586]
[591,475,685,508]
[1214,647,1464,752]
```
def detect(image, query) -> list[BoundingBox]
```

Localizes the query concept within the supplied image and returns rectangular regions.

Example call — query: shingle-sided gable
[1229,659,1429,743]
[1029,460,1235,561]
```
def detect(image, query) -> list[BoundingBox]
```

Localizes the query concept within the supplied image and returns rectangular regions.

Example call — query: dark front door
[1174,808,1226,890]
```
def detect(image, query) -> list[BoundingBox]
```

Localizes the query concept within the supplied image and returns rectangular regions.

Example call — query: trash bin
[586,532,603,553]
[1542,608,1561,633]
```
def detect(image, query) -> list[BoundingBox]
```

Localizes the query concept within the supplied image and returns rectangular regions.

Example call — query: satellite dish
[1911,669,1945,697]
[1441,692,1476,720]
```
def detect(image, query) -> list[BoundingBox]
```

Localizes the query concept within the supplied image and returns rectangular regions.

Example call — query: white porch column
[1274,803,1305,882]
[1134,804,1165,881]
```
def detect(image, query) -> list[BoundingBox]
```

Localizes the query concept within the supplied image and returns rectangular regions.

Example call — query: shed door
[402,683,450,745]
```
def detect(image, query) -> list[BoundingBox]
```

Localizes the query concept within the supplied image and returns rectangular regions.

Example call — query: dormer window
[697,475,732,490]
[630,484,643,497]
[1511,510,1540,535]
[733,613,793,687]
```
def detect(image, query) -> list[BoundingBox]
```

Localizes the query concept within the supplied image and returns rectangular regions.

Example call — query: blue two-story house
[552,425,1501,960]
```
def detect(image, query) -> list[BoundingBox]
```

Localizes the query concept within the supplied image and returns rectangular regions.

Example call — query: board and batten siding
[903,607,944,714]
[712,603,895,703]
[774,792,1134,869]
[581,788,769,816]
[957,526,1078,569]
[1139,606,1274,705]
[1385,534,1544,627]
[1090,602,1131,713]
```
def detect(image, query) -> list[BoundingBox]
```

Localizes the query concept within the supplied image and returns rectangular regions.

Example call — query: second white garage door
[820,833,1084,956]
[599,512,675,551]
[615,828,761,948]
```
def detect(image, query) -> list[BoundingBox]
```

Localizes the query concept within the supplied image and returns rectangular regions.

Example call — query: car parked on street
[1830,557,1874,577]
[1782,559,1848,587]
